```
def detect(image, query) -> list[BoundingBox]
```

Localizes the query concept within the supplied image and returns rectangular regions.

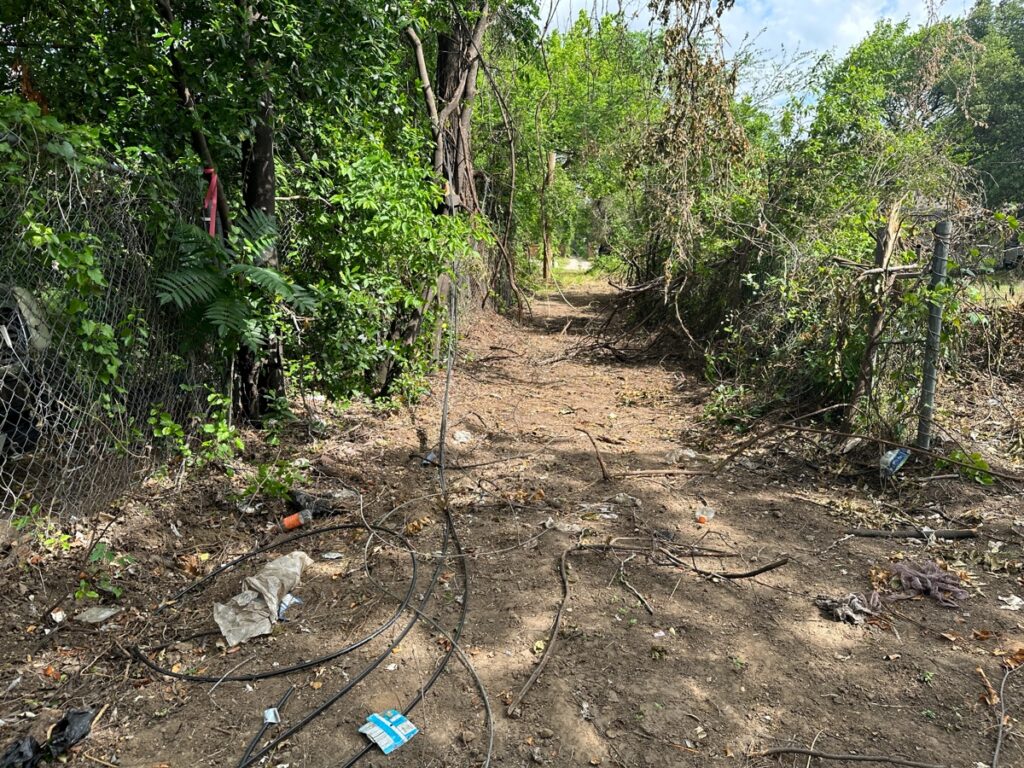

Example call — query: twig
[617,561,654,615]
[82,754,118,768]
[752,747,945,768]
[992,666,1016,768]
[845,528,977,540]
[709,404,850,475]
[208,657,253,696]
[690,557,789,580]
[574,428,610,482]
[506,549,570,715]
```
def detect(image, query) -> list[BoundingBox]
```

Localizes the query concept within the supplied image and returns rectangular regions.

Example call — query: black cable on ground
[334,507,475,768]
[360,561,494,768]
[140,286,492,768]
[238,685,295,768]
[131,522,419,684]
[236,519,453,768]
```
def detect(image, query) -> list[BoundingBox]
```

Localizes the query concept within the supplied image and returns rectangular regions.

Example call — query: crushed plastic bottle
[694,508,715,525]
[880,447,911,478]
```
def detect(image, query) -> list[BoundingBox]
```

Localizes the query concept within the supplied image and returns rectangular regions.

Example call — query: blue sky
[538,1,972,59]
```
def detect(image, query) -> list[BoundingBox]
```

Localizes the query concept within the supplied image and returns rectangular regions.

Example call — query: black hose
[132,522,417,683]
[235,519,453,768]
[336,286,492,768]
[237,685,295,768]
[334,506,472,768]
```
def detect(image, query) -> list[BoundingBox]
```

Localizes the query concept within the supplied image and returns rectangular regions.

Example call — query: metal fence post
[915,219,951,450]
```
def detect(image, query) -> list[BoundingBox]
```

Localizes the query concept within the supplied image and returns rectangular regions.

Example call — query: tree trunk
[541,149,556,280]
[387,4,489,395]
[431,3,488,215]
[237,90,284,422]
[845,201,903,427]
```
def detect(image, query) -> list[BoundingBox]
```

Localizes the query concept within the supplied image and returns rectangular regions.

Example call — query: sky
[538,1,973,59]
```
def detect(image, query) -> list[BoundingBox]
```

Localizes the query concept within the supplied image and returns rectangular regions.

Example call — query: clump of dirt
[1,281,1023,768]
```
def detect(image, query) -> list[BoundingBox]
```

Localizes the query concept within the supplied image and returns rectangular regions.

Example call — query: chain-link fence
[1,127,208,521]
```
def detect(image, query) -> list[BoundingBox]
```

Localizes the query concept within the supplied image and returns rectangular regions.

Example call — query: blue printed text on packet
[358,709,419,755]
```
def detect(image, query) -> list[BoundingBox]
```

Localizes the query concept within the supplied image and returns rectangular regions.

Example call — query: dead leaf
[973,629,996,641]
[1003,648,1024,670]
[977,666,1000,706]
[310,681,323,690]
[43,665,60,681]
[404,516,432,536]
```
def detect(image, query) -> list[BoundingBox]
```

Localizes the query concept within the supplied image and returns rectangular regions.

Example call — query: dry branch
[574,427,611,481]
[505,549,570,715]
[689,557,789,580]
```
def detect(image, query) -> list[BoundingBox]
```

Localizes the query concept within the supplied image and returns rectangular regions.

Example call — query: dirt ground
[2,281,1024,768]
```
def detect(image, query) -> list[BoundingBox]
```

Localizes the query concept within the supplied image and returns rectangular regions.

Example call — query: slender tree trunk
[541,149,556,280]
[237,91,283,422]
[845,201,903,427]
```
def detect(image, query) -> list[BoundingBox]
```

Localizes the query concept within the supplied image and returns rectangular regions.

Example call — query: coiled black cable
[235,518,452,768]
[131,522,418,683]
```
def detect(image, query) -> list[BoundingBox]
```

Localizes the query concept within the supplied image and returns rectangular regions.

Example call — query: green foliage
[12,505,72,554]
[635,15,990,435]
[948,0,1024,206]
[243,462,300,501]
[149,392,243,469]
[476,12,659,274]
[941,449,995,485]
[157,210,314,354]
[197,393,244,468]
[3,0,480,410]
[78,541,134,600]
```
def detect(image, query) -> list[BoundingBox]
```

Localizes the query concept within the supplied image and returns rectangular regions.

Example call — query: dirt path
[3,282,1023,768]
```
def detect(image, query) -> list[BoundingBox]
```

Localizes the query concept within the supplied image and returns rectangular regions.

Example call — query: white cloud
[538,1,972,58]
[721,0,931,59]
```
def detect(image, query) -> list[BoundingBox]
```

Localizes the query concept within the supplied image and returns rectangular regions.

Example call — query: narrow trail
[18,281,1022,768]
[353,281,1021,768]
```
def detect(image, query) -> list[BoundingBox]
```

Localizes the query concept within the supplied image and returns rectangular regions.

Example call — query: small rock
[531,747,545,764]
[453,430,473,444]
[537,728,554,740]
[461,731,477,745]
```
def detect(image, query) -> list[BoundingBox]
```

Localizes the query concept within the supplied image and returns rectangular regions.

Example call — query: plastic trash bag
[214,551,314,646]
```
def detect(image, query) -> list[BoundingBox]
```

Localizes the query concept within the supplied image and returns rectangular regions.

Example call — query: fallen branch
[620,468,708,477]
[690,557,789,580]
[709,404,850,475]
[751,747,944,768]
[617,561,654,614]
[506,549,570,715]
[574,427,610,482]
[845,528,977,540]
